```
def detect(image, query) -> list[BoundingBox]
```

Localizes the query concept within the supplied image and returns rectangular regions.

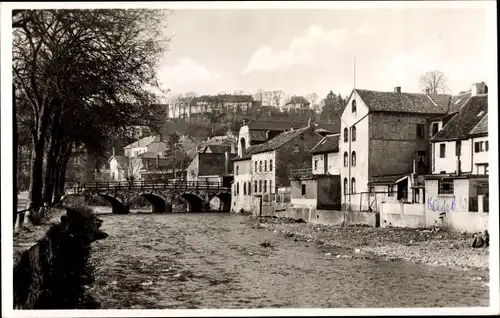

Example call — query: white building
[310,134,341,175]
[430,84,489,175]
[340,86,451,211]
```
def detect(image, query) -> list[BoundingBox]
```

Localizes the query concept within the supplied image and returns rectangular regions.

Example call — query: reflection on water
[88,208,489,309]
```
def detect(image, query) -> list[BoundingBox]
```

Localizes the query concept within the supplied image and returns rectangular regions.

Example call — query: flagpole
[353,57,356,89]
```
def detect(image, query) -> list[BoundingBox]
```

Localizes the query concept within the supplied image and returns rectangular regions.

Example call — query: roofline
[310,149,339,155]
[423,173,489,180]
[369,109,448,116]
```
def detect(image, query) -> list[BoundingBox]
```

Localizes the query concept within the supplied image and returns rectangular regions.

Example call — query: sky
[154,5,493,99]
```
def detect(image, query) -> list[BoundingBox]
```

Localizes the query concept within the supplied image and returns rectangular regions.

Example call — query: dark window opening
[343,128,348,142]
[439,144,446,158]
[352,126,357,142]
[416,124,425,139]
[344,152,348,167]
[438,179,454,195]
[432,122,439,136]
[455,140,461,156]
[301,184,306,196]
[352,100,357,113]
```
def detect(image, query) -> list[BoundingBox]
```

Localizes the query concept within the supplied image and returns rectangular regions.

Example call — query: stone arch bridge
[73,180,232,214]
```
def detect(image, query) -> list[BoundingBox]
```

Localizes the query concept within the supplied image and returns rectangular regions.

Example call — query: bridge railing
[77,179,229,193]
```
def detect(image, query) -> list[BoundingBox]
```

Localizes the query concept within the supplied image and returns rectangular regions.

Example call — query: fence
[343,191,388,213]
[77,179,229,193]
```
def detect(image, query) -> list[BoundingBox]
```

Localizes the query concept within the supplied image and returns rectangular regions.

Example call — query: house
[285,95,311,111]
[191,94,253,115]
[186,152,236,183]
[423,82,489,221]
[310,134,341,175]
[237,119,315,156]
[231,122,323,212]
[340,86,452,211]
[430,85,488,175]
[124,135,166,158]
[289,174,342,210]
[109,155,130,181]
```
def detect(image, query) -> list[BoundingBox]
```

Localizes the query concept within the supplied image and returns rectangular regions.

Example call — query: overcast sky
[155,6,492,98]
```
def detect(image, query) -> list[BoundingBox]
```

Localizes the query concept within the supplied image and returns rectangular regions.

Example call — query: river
[88,208,489,309]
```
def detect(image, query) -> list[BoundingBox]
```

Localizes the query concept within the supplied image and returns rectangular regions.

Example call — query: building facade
[340,86,452,210]
[310,134,341,175]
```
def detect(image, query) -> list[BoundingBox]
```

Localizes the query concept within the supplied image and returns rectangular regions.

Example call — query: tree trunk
[53,143,72,204]
[28,137,45,212]
[13,84,18,227]
[42,138,61,204]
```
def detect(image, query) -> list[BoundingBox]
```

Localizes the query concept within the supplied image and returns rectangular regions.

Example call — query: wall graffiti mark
[426,196,469,213]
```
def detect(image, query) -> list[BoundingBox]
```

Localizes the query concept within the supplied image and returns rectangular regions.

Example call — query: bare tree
[419,70,448,94]
[306,93,319,110]
[253,89,264,102]
[271,90,284,110]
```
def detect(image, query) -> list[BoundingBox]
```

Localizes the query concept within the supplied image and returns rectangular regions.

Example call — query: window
[416,124,425,139]
[351,178,356,194]
[248,181,251,195]
[314,159,318,170]
[264,180,267,193]
[243,182,247,195]
[438,178,454,195]
[254,181,257,193]
[234,184,237,196]
[270,159,273,171]
[255,161,258,172]
[486,141,489,151]
[351,151,356,167]
[352,100,357,113]
[351,126,357,142]
[237,182,240,195]
[455,140,461,156]
[344,128,348,142]
[344,178,348,195]
[264,160,267,172]
[259,160,262,172]
[259,180,262,193]
[301,184,306,196]
[236,165,239,176]
[269,180,272,193]
[388,185,394,197]
[294,144,299,153]
[369,187,374,193]
[475,141,485,153]
[439,144,446,158]
[344,152,348,167]
[432,122,439,136]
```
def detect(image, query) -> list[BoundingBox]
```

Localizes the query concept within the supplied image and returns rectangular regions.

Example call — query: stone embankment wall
[256,202,378,227]
[13,205,108,309]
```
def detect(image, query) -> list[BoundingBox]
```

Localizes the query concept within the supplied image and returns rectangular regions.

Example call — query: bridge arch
[207,192,231,212]
[93,194,128,214]
[131,193,169,213]
[181,193,205,212]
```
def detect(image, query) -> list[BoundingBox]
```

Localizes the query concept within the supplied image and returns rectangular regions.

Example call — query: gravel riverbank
[256,216,489,271]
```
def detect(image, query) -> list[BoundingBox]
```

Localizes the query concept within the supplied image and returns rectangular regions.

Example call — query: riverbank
[255,216,489,271]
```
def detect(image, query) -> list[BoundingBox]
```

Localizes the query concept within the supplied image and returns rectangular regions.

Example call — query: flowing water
[88,208,489,309]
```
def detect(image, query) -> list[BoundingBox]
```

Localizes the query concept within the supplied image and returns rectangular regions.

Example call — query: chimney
[112,147,115,157]
[456,158,461,176]
[394,86,401,93]
[224,151,229,176]
[471,82,488,96]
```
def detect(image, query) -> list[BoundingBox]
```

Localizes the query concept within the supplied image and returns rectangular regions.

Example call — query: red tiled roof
[432,95,488,141]
[355,89,450,114]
